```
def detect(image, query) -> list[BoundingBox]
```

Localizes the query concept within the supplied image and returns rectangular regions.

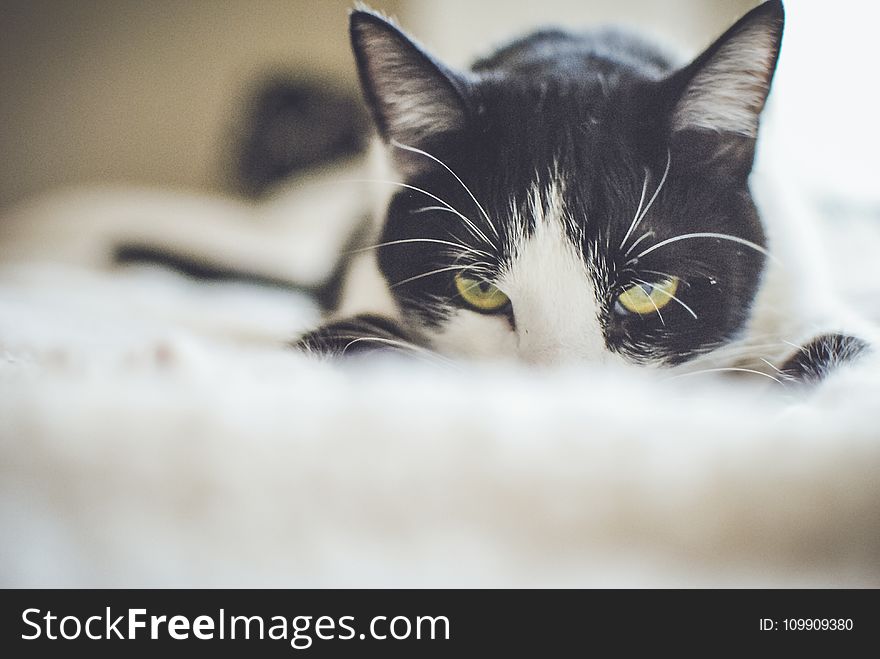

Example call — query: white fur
[502,181,611,364]
[429,310,518,359]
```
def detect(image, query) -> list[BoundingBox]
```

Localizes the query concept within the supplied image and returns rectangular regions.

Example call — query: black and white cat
[297,1,870,384]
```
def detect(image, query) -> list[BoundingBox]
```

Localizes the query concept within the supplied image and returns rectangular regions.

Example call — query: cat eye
[616,277,680,316]
[454,273,510,313]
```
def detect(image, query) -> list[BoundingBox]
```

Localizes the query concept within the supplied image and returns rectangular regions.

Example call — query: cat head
[350,1,784,366]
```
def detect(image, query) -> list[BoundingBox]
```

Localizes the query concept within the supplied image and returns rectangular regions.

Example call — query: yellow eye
[617,277,680,315]
[454,273,510,312]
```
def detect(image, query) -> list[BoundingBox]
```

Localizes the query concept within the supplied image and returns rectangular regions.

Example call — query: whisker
[337,178,496,248]
[760,357,786,375]
[701,341,793,356]
[410,206,495,250]
[338,335,457,368]
[632,277,699,320]
[621,150,671,253]
[623,230,654,257]
[782,339,806,353]
[666,366,784,386]
[390,139,500,240]
[618,167,649,250]
[390,264,472,288]
[636,149,671,224]
[341,335,427,356]
[455,261,496,277]
[628,232,775,265]
[682,342,795,369]
[348,237,490,257]
[627,280,666,326]
[647,294,666,326]
[640,269,691,287]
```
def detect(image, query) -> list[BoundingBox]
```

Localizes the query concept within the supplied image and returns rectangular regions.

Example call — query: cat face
[351,1,784,366]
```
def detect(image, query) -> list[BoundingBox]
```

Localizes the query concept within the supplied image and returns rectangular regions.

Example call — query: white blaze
[501,182,609,365]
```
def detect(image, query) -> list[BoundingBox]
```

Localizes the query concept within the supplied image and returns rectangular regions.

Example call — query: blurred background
[0,0,761,209]
[2,0,878,307]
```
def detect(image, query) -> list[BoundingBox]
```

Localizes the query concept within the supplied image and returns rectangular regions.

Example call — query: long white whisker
[782,339,806,353]
[628,232,775,265]
[621,150,671,253]
[342,336,426,356]
[632,277,699,320]
[640,269,690,287]
[390,139,500,240]
[390,264,472,288]
[645,291,665,326]
[337,178,496,248]
[666,367,784,385]
[410,206,495,249]
[636,149,671,224]
[339,336,457,368]
[624,230,655,257]
[349,238,490,257]
[618,167,649,250]
[685,342,796,365]
[454,260,495,276]
[760,358,786,374]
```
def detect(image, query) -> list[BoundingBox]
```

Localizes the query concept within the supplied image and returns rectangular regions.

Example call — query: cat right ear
[350,9,468,151]
[670,1,784,139]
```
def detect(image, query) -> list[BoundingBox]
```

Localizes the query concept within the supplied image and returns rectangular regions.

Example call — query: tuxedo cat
[297,1,870,384]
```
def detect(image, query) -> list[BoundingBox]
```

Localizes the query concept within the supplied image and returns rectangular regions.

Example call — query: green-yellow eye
[617,277,680,315]
[454,273,510,312]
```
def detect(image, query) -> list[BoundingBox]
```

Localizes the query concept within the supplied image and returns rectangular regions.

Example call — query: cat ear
[350,9,468,149]
[670,1,784,138]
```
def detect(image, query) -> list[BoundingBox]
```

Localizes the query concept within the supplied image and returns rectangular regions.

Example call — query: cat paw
[293,314,420,357]
[779,333,870,386]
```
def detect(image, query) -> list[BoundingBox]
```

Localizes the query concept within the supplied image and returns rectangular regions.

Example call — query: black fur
[780,334,870,386]
[295,314,417,356]
[328,2,785,366]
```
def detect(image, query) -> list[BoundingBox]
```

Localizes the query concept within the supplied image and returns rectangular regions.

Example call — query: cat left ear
[670,1,784,139]
[350,9,468,150]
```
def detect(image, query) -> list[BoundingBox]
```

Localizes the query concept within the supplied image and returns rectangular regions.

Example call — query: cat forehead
[433,115,645,223]
[467,31,672,131]
[473,74,646,136]
[454,81,657,188]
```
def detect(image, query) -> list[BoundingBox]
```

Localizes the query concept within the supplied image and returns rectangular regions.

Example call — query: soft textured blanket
[1,196,879,586]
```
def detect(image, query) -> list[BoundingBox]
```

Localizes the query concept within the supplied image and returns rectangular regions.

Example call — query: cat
[296,0,871,385]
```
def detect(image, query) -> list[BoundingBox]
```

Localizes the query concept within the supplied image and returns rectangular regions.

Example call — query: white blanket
[1,209,879,586]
